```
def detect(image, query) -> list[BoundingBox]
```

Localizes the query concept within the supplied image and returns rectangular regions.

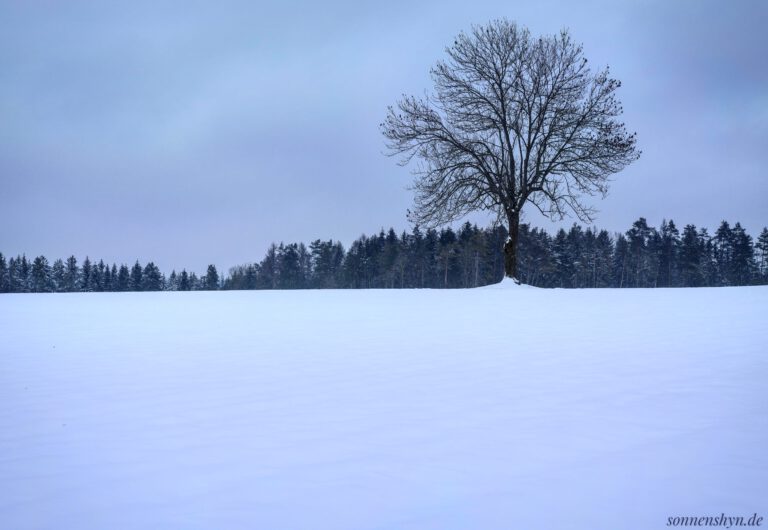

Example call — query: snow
[1,286,766,529]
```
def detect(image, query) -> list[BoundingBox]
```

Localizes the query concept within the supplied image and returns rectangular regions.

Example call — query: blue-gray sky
[2,0,766,272]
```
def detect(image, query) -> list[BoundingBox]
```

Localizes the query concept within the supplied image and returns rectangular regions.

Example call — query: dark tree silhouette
[382,19,639,280]
[205,265,220,290]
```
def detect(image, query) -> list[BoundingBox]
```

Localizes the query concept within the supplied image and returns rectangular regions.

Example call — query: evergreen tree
[377,228,400,288]
[98,260,107,291]
[658,220,680,287]
[19,255,31,292]
[625,218,654,287]
[64,256,79,292]
[437,227,459,288]
[129,260,143,291]
[756,228,768,284]
[580,227,601,288]
[343,237,368,288]
[730,223,755,285]
[713,221,734,285]
[31,256,51,292]
[567,224,586,288]
[81,256,93,292]
[276,243,303,289]
[310,240,345,288]
[103,264,113,291]
[142,262,163,291]
[552,229,572,288]
[8,257,20,292]
[51,259,65,292]
[612,234,629,288]
[699,228,717,287]
[179,270,190,291]
[205,265,219,290]
[679,225,703,287]
[298,243,312,288]
[0,253,8,293]
[594,230,614,288]
[408,226,427,288]
[259,244,278,289]
[109,264,118,291]
[466,224,489,288]
[116,264,130,291]
[91,259,104,292]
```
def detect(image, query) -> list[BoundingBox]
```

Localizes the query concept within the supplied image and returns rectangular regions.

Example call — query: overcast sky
[1,0,766,272]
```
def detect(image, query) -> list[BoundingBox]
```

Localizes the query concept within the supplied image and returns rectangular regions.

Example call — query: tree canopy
[382,19,639,279]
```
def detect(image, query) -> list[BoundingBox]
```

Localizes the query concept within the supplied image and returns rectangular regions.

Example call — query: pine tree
[552,229,571,288]
[699,229,717,287]
[407,226,426,288]
[91,260,104,292]
[730,223,755,285]
[205,265,219,290]
[0,253,8,293]
[31,256,51,292]
[437,228,458,288]
[658,220,680,287]
[109,264,118,291]
[97,260,107,291]
[81,256,93,292]
[298,243,311,288]
[626,218,654,287]
[64,256,79,292]
[116,264,130,291]
[612,234,629,287]
[713,221,734,285]
[142,262,163,291]
[179,270,190,291]
[129,261,143,291]
[343,238,367,288]
[376,228,400,288]
[581,227,597,288]
[103,264,113,291]
[468,225,489,288]
[19,255,31,292]
[567,224,586,288]
[594,230,614,288]
[424,228,442,287]
[310,240,345,288]
[679,225,703,287]
[51,259,65,292]
[8,257,19,292]
[276,243,303,289]
[245,264,258,289]
[756,228,768,284]
[259,244,278,289]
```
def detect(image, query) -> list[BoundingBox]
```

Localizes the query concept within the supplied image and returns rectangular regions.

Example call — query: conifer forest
[2,218,767,293]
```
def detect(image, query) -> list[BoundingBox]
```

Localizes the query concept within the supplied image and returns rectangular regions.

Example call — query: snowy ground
[1,284,766,529]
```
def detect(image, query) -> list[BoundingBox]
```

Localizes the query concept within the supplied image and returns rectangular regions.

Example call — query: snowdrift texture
[1,286,766,529]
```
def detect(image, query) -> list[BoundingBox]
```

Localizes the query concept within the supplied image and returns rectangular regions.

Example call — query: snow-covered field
[1,283,766,529]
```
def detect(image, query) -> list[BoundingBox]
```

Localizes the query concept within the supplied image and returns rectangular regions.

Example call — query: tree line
[0,256,220,293]
[2,219,767,293]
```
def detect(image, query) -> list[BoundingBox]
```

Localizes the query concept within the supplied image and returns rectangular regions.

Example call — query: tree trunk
[504,212,520,281]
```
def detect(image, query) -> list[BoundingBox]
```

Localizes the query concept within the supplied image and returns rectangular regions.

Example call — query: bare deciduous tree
[382,19,640,281]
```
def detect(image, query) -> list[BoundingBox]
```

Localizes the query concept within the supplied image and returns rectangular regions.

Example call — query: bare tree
[382,20,640,281]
